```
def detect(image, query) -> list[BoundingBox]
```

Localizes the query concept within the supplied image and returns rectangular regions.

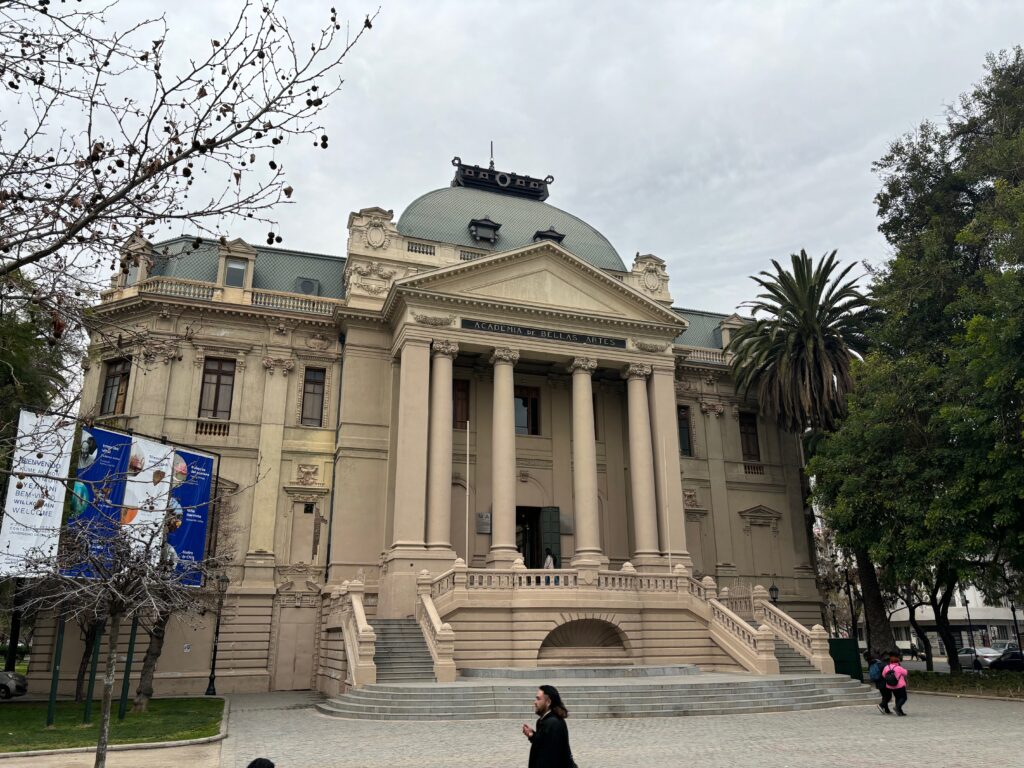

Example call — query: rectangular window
[100,359,131,415]
[301,367,326,427]
[453,378,470,429]
[514,385,540,436]
[739,412,761,462]
[199,358,235,420]
[678,405,693,457]
[224,257,247,288]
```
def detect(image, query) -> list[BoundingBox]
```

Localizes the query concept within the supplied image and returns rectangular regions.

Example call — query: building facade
[30,159,823,695]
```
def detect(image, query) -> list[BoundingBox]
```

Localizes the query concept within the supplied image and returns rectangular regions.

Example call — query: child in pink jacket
[880,650,909,716]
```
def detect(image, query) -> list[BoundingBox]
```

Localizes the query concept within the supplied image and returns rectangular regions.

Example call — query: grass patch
[14,661,28,676]
[908,670,1024,699]
[0,697,223,753]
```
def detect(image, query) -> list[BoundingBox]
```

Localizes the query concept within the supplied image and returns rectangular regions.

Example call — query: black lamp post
[205,572,229,696]
[768,582,780,605]
[961,588,977,650]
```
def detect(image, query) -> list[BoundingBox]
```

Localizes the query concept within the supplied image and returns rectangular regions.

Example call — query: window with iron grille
[739,412,761,462]
[100,359,131,415]
[678,405,693,457]
[453,378,470,429]
[514,385,540,436]
[301,367,326,427]
[199,358,235,420]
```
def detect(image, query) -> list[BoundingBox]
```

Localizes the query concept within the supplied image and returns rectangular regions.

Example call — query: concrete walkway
[0,743,220,768]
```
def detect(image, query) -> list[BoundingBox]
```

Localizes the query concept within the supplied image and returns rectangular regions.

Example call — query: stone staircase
[370,618,435,682]
[773,642,817,674]
[316,674,876,720]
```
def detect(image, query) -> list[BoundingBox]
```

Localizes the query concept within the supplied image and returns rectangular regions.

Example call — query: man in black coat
[522,685,575,768]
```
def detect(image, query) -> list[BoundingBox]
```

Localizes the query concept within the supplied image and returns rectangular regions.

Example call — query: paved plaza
[216,690,1020,768]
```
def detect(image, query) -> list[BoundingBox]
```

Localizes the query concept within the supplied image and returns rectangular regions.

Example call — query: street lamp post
[768,581,780,605]
[205,572,229,696]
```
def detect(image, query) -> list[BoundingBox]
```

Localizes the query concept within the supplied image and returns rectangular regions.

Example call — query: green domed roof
[396,186,626,271]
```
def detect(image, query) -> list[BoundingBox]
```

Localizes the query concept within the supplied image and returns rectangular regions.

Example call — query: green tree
[726,249,877,636]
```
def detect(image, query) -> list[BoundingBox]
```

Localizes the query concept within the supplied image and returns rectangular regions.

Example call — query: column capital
[621,362,652,381]
[431,339,460,359]
[568,357,598,375]
[490,347,520,366]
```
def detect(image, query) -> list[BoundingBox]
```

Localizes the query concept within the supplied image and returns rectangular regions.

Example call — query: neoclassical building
[30,158,825,696]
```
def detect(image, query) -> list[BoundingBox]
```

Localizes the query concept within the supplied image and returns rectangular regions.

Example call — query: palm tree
[727,250,870,433]
[726,250,894,651]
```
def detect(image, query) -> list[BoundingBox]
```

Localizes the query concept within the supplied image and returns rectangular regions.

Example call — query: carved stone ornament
[700,401,725,418]
[353,261,396,280]
[632,338,671,354]
[683,488,700,509]
[431,339,459,358]
[490,347,520,366]
[263,356,295,376]
[354,282,388,296]
[81,356,92,372]
[642,267,664,292]
[297,464,320,486]
[305,332,331,351]
[731,404,740,419]
[568,357,598,375]
[412,312,454,327]
[621,363,652,380]
[142,338,182,365]
[362,217,391,250]
[274,322,289,336]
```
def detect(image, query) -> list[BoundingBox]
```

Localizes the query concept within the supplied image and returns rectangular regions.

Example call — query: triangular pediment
[393,242,685,328]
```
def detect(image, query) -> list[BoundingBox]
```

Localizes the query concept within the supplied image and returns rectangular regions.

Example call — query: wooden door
[273,605,316,690]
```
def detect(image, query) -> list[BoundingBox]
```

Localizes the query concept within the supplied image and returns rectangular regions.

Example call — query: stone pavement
[0,742,220,768]
[218,690,1022,768]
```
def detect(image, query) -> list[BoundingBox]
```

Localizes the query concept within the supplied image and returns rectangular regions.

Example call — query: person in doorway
[522,684,576,768]
[543,548,556,570]
[881,650,909,716]
[866,650,887,713]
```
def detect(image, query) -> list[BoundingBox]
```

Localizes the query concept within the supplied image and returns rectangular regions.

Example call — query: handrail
[707,597,779,675]
[754,592,835,674]
[416,571,456,682]
[337,581,376,688]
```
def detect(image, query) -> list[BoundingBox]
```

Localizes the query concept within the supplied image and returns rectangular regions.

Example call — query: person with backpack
[865,650,887,711]
[881,650,909,716]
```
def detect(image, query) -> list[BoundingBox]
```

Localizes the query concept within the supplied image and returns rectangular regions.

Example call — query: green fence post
[82,617,105,725]
[117,616,139,721]
[46,615,66,727]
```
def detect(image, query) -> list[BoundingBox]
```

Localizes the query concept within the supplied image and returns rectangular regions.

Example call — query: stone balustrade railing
[753,587,835,674]
[250,288,339,316]
[139,277,220,301]
[330,580,377,688]
[706,596,779,675]
[718,586,754,621]
[416,571,456,682]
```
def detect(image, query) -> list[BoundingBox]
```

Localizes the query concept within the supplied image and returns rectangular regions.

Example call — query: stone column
[648,363,692,568]
[623,363,661,567]
[426,339,458,550]
[702,400,736,575]
[488,347,519,566]
[391,339,431,549]
[569,357,602,565]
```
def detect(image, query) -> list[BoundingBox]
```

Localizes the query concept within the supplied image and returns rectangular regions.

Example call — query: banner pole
[117,615,139,720]
[46,614,66,727]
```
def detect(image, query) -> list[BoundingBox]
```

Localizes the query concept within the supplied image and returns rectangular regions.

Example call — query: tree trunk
[854,547,895,654]
[75,620,99,702]
[133,610,171,712]
[905,594,933,672]
[930,576,961,673]
[94,609,122,768]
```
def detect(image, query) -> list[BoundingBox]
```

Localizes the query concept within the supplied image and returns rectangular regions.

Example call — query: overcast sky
[137,1,1024,313]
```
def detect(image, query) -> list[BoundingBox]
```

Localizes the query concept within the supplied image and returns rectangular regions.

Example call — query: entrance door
[273,605,316,690]
[516,507,560,568]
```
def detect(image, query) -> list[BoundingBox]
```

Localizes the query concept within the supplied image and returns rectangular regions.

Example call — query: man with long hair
[521,684,576,768]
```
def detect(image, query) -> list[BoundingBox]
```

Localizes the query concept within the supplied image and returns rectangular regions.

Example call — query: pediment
[393,242,685,328]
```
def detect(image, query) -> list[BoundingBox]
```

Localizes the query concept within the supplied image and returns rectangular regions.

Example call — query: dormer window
[468,216,501,244]
[533,226,565,244]
[224,257,247,287]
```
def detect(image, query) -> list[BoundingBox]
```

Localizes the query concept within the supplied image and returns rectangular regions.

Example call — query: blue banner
[68,426,214,586]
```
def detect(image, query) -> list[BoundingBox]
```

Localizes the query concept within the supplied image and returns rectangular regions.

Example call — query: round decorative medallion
[364,218,389,249]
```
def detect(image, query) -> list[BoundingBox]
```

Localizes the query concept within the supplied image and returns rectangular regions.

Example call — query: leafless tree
[0,0,377,446]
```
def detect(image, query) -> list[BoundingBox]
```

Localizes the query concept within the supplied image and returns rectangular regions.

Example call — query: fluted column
[488,347,519,566]
[426,340,459,549]
[569,357,602,565]
[624,363,661,565]
[391,339,431,549]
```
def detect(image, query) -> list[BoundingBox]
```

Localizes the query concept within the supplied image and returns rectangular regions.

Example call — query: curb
[913,690,1023,703]
[0,696,229,760]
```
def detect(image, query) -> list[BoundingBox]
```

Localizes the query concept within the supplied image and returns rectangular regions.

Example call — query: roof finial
[489,140,495,170]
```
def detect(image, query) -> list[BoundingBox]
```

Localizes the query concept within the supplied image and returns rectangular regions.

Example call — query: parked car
[957,647,983,670]
[990,640,1019,652]
[975,646,1004,668]
[0,670,27,699]
[988,649,1024,672]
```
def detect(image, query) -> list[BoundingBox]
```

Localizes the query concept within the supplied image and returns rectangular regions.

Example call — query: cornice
[92,294,338,327]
